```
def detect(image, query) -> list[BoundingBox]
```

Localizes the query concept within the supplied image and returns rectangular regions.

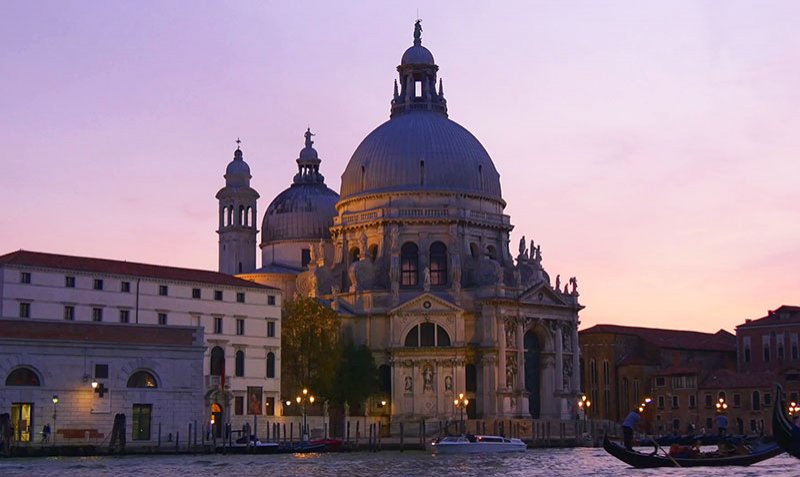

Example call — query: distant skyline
[1,1,798,333]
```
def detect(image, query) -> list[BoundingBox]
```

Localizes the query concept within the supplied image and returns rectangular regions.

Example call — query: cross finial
[235,137,242,150]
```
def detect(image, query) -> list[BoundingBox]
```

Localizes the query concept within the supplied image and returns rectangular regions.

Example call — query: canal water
[1,448,799,476]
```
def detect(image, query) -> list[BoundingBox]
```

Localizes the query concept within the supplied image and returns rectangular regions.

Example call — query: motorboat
[603,435,783,468]
[430,434,527,454]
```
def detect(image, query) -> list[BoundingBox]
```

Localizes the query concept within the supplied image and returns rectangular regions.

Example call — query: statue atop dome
[413,19,422,45]
[304,128,314,148]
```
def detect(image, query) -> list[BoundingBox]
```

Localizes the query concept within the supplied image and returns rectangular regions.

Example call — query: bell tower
[216,139,259,274]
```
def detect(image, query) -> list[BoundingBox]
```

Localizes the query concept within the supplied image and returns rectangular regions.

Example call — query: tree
[281,297,341,400]
[329,343,380,413]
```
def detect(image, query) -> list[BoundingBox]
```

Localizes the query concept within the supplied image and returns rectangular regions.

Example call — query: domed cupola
[224,141,252,188]
[260,129,340,246]
[339,21,503,202]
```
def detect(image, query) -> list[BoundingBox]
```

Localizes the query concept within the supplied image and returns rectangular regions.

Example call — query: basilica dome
[261,129,339,245]
[339,22,502,202]
[340,111,502,200]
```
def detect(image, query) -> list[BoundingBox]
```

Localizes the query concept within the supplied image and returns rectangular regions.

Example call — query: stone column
[516,319,525,389]
[571,324,580,393]
[498,314,507,390]
[554,322,563,393]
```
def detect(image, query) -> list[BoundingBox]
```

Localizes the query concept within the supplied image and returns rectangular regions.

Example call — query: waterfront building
[232,22,584,421]
[0,319,204,447]
[0,250,281,444]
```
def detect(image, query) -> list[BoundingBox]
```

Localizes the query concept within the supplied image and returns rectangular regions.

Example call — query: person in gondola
[621,409,641,451]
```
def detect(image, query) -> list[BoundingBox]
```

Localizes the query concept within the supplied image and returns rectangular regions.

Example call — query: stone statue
[304,128,314,148]
[535,245,542,264]
[423,266,431,292]
[505,322,515,348]
[422,366,433,391]
[555,274,561,292]
[404,375,413,392]
[505,355,516,389]
[569,276,578,295]
[518,236,527,259]
[389,226,399,253]
[414,19,422,44]
[564,284,569,294]
[348,262,358,292]
[530,240,536,260]
[445,375,453,392]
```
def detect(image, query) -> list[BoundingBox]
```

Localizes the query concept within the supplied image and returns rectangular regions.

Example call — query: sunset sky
[2,1,798,333]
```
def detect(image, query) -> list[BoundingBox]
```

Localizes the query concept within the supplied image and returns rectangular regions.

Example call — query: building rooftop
[700,368,778,389]
[737,305,800,329]
[0,319,202,346]
[580,324,736,352]
[0,250,274,290]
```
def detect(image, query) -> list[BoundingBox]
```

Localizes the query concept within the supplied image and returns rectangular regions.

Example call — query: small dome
[401,44,434,65]
[340,111,502,200]
[225,148,251,187]
[261,183,339,245]
[299,145,319,162]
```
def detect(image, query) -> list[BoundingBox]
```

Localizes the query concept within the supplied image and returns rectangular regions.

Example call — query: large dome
[261,183,339,244]
[261,128,339,245]
[339,111,502,200]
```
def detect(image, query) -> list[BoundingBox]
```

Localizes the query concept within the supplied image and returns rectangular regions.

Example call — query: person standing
[621,409,641,450]
[716,413,728,437]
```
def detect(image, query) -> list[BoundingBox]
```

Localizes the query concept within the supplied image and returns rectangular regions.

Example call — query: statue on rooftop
[304,128,314,148]
[414,19,423,44]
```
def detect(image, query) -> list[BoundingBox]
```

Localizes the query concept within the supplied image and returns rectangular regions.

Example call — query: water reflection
[0,448,798,477]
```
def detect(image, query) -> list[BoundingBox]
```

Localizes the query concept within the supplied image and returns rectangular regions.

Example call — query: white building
[0,319,204,449]
[0,250,281,445]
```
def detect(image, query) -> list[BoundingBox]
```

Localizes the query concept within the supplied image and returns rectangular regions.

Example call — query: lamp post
[578,395,591,421]
[294,388,315,442]
[715,397,728,413]
[52,394,58,446]
[453,392,469,435]
[789,401,800,419]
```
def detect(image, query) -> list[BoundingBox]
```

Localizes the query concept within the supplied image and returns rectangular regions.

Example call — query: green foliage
[329,342,380,410]
[281,297,342,400]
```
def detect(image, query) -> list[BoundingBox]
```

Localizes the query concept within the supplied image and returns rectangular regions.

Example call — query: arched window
[349,247,360,263]
[486,245,498,260]
[470,243,479,259]
[752,390,761,411]
[127,370,157,388]
[238,205,245,226]
[404,323,451,347]
[235,350,245,377]
[227,207,233,227]
[210,346,225,376]
[369,244,378,262]
[266,352,275,378]
[401,242,419,287]
[5,367,40,386]
[429,242,448,286]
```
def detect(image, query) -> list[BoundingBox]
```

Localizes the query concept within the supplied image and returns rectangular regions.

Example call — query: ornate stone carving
[422,365,434,392]
[505,354,517,389]
[444,375,453,392]
[423,266,431,292]
[504,318,516,349]
[404,375,413,393]
[563,359,573,391]
[450,254,461,293]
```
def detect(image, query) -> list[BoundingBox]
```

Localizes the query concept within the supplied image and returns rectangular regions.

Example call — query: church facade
[221,22,583,421]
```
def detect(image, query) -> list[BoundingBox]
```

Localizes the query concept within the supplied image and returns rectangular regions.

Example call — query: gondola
[603,435,783,468]
[773,384,800,458]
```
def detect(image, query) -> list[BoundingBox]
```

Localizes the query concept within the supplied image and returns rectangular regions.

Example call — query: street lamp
[789,401,800,417]
[52,394,58,446]
[578,395,591,421]
[453,392,469,435]
[715,397,728,413]
[295,388,315,442]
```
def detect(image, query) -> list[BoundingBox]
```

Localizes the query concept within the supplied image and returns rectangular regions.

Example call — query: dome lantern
[392,20,447,118]
[294,128,324,184]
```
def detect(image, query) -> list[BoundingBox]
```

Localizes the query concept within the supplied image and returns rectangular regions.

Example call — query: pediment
[389,293,464,316]
[517,282,568,306]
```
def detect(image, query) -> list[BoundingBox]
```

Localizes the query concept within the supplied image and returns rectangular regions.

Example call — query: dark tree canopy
[329,343,380,411]
[281,297,342,400]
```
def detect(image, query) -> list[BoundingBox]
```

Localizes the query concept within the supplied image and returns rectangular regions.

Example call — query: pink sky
[1,1,798,333]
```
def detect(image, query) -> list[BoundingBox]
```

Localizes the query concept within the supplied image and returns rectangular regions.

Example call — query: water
[1,448,798,477]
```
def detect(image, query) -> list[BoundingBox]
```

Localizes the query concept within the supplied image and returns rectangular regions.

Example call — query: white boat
[430,434,527,454]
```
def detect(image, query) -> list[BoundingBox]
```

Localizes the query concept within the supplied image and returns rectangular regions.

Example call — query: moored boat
[773,384,800,458]
[430,434,527,454]
[603,435,782,468]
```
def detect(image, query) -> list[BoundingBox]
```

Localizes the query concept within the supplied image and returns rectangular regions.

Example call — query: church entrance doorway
[524,331,541,418]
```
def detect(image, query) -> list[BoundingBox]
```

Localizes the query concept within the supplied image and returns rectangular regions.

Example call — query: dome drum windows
[404,322,451,347]
[401,242,419,287]
[429,242,447,286]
